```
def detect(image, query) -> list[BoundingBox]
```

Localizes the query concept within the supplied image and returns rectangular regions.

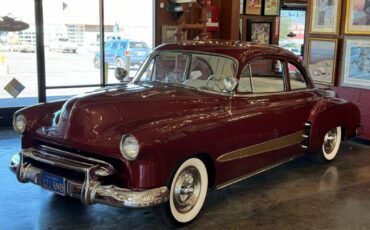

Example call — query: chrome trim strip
[233,88,314,98]
[216,131,305,163]
[216,155,301,189]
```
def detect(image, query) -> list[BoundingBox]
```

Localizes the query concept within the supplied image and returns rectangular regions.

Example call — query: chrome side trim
[216,131,304,163]
[216,155,301,189]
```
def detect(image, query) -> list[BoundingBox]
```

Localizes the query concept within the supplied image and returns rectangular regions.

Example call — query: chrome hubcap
[173,166,201,213]
[323,128,338,154]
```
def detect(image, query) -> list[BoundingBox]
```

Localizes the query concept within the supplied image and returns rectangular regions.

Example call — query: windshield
[136,52,237,93]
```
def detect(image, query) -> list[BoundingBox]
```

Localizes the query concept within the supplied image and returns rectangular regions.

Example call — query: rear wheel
[154,158,208,227]
[312,126,342,163]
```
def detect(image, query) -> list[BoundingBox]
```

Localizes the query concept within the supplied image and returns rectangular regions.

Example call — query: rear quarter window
[129,42,147,49]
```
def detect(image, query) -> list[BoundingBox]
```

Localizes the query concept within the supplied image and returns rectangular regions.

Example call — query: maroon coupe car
[10,41,362,227]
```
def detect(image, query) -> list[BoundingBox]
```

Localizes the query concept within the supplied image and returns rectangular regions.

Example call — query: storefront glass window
[0,0,38,107]
[104,0,153,84]
[279,10,306,57]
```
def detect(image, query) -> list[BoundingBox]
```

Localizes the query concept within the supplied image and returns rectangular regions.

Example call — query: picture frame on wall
[247,19,273,44]
[309,0,341,34]
[245,0,262,15]
[263,0,280,16]
[341,37,370,89]
[161,25,186,43]
[345,0,370,34]
[306,38,338,85]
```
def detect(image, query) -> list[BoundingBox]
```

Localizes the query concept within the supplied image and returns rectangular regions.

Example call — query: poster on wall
[342,37,370,88]
[345,0,370,34]
[309,0,341,34]
[247,19,273,44]
[263,0,280,16]
[245,0,262,15]
[307,38,338,85]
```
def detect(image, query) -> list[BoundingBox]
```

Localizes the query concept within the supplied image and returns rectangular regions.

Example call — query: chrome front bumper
[9,147,168,208]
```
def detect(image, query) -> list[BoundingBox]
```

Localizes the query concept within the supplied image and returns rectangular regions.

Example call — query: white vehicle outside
[49,38,78,53]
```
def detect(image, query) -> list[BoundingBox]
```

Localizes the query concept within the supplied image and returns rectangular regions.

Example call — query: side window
[237,64,252,93]
[189,57,213,80]
[249,59,285,93]
[288,63,307,90]
[104,42,111,49]
[111,42,118,49]
[140,59,154,81]
[119,42,128,49]
[129,42,147,49]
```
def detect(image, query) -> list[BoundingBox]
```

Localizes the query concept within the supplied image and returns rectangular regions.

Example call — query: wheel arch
[307,98,360,154]
[164,152,216,189]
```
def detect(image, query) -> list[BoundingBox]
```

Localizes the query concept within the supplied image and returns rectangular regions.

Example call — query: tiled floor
[1,128,370,229]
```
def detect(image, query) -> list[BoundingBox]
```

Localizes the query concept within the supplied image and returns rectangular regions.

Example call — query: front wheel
[312,126,342,163]
[154,158,208,227]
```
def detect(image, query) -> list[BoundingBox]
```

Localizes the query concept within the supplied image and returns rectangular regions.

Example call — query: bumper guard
[9,146,168,208]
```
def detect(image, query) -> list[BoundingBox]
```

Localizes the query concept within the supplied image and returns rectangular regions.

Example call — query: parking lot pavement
[0,51,140,107]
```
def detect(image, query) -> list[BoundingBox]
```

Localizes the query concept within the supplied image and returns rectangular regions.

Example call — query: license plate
[40,171,66,196]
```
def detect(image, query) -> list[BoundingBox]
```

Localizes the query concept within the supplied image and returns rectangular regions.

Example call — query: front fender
[307,98,361,154]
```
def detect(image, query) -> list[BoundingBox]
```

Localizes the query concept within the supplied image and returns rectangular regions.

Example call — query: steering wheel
[206,74,227,92]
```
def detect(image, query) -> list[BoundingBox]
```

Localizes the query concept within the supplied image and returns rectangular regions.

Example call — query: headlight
[13,114,26,134]
[120,135,140,161]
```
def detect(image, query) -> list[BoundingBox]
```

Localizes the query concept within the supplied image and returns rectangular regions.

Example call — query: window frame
[236,57,289,95]
[284,57,314,91]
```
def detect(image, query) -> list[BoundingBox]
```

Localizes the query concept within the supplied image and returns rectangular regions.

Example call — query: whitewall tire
[313,126,342,163]
[154,158,208,227]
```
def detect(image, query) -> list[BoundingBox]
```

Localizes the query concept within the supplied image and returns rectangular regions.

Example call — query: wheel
[312,126,342,163]
[93,58,100,69]
[115,58,124,68]
[154,158,208,227]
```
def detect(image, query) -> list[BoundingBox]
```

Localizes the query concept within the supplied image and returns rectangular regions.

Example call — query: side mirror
[115,67,128,82]
[223,76,238,92]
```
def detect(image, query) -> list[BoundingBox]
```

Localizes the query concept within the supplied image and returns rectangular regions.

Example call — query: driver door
[229,58,307,177]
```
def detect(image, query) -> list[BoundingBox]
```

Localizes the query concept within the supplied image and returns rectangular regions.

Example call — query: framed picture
[341,37,370,89]
[345,0,370,34]
[245,0,262,15]
[247,19,273,44]
[161,25,187,43]
[309,0,341,34]
[306,38,338,85]
[263,0,280,16]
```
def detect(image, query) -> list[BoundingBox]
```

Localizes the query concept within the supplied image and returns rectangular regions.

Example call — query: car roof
[155,40,301,66]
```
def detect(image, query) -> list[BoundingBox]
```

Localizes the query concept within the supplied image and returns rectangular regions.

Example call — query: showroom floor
[1,128,370,230]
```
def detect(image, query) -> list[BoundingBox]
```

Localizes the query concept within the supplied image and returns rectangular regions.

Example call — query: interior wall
[154,0,239,46]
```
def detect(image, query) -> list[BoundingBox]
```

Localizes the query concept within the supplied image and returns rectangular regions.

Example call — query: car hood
[36,82,227,153]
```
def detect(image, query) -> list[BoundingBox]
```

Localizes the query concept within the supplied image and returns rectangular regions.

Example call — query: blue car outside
[94,39,151,68]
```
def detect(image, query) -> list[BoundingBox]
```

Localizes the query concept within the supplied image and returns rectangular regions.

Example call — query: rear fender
[307,98,360,154]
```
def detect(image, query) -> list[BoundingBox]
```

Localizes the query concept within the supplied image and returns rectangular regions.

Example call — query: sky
[0,0,153,27]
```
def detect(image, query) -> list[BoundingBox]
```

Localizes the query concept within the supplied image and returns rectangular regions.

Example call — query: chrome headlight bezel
[119,134,140,161]
[13,114,26,134]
